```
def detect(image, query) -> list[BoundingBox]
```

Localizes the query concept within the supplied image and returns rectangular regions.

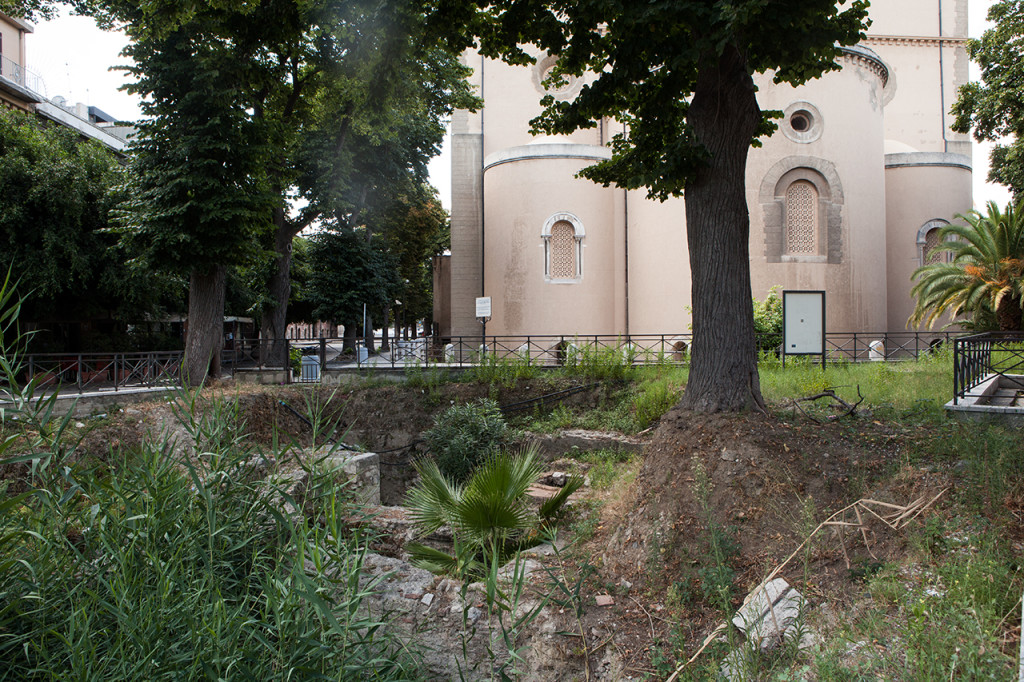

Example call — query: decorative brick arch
[759,156,844,264]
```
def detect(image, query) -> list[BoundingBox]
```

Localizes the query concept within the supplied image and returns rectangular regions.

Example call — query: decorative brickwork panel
[924,228,945,264]
[786,181,818,254]
[550,221,577,279]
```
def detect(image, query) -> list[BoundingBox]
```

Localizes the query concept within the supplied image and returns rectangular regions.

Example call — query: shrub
[424,398,508,482]
[753,285,783,354]
[404,445,582,577]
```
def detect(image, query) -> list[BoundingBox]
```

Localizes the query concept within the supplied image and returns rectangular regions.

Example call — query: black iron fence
[279,330,963,381]
[18,351,183,392]
[14,330,966,392]
[953,333,1024,405]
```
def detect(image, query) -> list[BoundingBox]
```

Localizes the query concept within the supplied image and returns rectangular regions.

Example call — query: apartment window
[542,212,584,282]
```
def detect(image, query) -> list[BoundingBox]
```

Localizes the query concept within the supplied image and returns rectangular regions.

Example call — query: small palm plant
[404,445,582,578]
[910,200,1024,331]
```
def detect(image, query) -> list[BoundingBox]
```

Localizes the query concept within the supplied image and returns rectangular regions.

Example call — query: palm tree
[403,445,582,578]
[910,200,1024,332]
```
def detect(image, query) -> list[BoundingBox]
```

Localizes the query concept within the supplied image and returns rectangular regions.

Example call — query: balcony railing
[953,333,1024,404]
[0,54,45,96]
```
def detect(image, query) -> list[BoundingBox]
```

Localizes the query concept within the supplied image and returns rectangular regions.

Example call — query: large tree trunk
[183,265,226,387]
[260,207,292,368]
[342,321,357,353]
[679,46,767,413]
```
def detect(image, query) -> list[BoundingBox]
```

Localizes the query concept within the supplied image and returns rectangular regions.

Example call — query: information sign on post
[782,290,826,368]
[475,297,492,319]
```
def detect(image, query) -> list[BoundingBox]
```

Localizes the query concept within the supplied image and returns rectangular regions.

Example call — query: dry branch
[790,385,865,422]
[664,490,948,681]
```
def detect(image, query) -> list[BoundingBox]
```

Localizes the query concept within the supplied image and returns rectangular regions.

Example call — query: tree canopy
[306,227,400,335]
[953,0,1024,198]
[7,0,478,379]
[0,106,171,349]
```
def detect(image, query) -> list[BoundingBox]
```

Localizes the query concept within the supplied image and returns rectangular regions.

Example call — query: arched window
[917,219,951,265]
[785,180,818,255]
[542,212,585,282]
[759,159,842,264]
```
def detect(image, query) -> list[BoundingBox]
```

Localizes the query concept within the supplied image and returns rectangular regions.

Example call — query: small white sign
[475,297,492,318]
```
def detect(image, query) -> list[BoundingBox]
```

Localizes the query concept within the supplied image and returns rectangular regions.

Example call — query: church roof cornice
[863,35,968,47]
[838,45,889,87]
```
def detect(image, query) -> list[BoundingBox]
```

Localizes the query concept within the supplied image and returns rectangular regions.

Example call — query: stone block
[320,449,381,506]
[732,578,806,650]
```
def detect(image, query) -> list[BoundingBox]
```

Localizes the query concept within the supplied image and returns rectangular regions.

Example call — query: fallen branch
[791,385,865,422]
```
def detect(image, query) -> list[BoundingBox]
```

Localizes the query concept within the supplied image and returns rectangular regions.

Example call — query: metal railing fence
[953,333,1024,404]
[278,330,963,377]
[16,351,183,393]
[12,330,965,392]
[0,55,45,95]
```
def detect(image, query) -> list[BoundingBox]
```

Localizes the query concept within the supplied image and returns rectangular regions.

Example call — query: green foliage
[758,350,952,420]
[117,13,275,276]
[464,353,543,387]
[373,183,451,326]
[953,0,1024,196]
[910,200,1024,331]
[690,456,739,612]
[0,287,413,679]
[512,1,868,199]
[306,227,401,330]
[424,398,508,483]
[404,446,582,578]
[855,536,1021,679]
[0,106,169,332]
[753,285,784,353]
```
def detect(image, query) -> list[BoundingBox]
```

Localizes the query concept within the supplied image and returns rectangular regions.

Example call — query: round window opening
[790,111,812,132]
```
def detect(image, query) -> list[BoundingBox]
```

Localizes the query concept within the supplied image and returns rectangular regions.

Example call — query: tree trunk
[679,46,767,413]
[996,293,1023,331]
[364,313,375,353]
[381,307,391,352]
[260,207,292,368]
[183,265,226,387]
[342,321,356,353]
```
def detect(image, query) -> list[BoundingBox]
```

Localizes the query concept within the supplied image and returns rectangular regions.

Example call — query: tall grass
[758,349,953,418]
[0,272,417,680]
[0,391,416,680]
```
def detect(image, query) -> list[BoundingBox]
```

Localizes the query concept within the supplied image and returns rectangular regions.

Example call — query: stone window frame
[781,101,824,144]
[532,54,583,100]
[784,180,819,256]
[759,156,844,264]
[542,212,585,283]
[917,219,952,266]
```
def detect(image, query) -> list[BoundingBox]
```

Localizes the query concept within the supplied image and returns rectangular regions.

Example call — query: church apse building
[439,0,972,349]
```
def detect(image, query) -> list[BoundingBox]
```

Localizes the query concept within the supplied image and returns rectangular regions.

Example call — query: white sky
[24,1,1013,212]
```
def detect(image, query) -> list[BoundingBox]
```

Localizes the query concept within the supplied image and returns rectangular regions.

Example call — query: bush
[424,398,508,482]
[753,285,783,354]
